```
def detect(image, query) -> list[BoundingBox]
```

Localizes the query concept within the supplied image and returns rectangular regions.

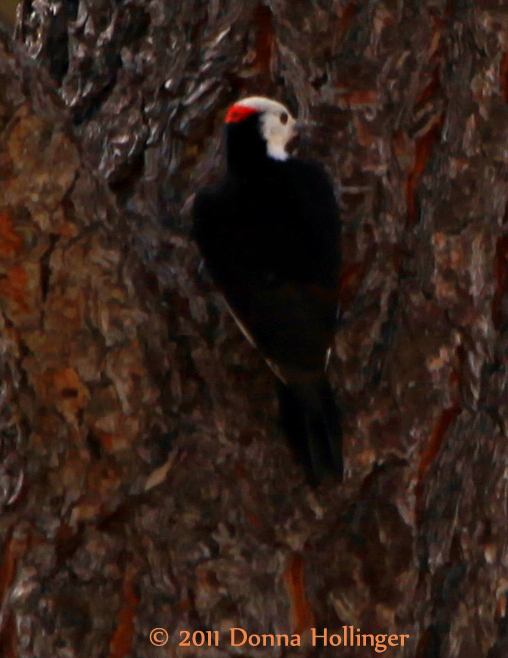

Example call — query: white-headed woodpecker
[192,96,342,484]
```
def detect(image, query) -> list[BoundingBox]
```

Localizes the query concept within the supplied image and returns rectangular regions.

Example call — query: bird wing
[192,158,340,380]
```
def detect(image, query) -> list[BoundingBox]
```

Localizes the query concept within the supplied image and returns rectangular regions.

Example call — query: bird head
[225,97,298,167]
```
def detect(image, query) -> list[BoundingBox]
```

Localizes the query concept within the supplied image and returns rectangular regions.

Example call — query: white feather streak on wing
[325,347,331,371]
[262,356,287,384]
[325,301,341,371]
[222,298,287,385]
[222,298,256,347]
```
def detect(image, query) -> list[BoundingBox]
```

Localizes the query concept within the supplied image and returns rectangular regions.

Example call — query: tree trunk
[1,1,508,656]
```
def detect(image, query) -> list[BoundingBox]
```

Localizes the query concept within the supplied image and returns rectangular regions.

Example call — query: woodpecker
[192,96,342,484]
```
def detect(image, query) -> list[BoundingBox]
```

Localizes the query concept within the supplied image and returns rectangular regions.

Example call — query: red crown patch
[225,104,258,124]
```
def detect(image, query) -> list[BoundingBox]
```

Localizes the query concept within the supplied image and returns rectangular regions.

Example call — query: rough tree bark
[1,1,508,657]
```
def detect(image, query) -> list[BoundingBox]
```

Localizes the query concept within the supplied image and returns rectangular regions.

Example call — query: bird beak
[287,121,304,154]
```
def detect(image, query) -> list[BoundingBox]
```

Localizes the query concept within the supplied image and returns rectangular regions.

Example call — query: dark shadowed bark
[1,1,508,656]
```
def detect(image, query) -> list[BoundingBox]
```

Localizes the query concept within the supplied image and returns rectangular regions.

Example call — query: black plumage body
[192,103,342,483]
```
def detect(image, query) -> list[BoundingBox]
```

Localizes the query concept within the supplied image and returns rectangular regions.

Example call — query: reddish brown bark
[1,1,508,657]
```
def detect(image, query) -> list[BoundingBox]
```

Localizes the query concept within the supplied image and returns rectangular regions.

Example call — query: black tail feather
[277,377,343,485]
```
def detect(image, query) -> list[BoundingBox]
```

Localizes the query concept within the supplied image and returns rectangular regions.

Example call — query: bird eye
[280,112,288,125]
